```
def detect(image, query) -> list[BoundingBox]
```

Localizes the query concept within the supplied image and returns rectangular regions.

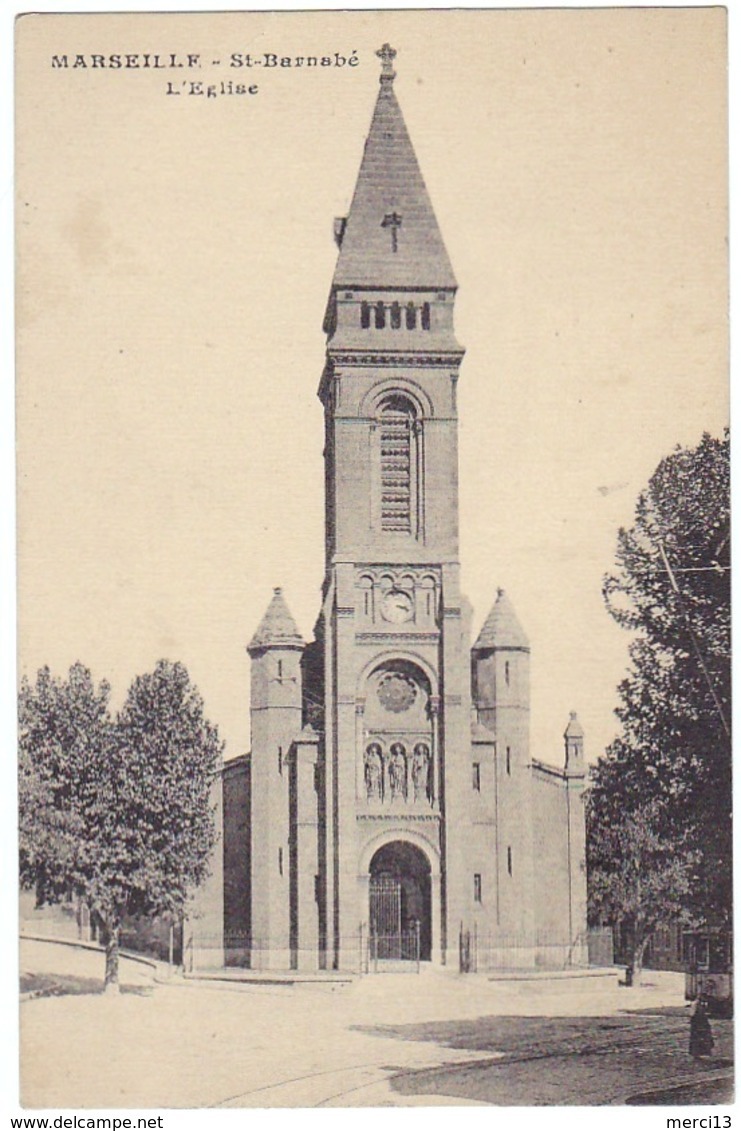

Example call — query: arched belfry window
[377,395,418,534]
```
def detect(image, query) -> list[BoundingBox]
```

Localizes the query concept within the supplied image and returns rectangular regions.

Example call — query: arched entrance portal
[369,841,432,961]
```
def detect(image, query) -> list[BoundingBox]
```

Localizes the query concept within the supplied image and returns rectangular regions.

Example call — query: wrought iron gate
[370,875,401,952]
[369,875,420,971]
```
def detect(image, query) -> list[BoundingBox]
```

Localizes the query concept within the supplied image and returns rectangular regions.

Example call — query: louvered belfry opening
[379,395,415,532]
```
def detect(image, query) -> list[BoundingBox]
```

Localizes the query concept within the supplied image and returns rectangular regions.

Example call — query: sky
[14,7,728,772]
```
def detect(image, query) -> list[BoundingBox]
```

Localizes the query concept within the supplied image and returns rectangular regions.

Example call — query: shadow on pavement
[352,1014,733,1106]
[21,972,151,998]
[353,1012,686,1054]
[627,1071,734,1106]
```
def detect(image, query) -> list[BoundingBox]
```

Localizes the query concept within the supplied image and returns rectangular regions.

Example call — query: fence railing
[185,926,602,974]
[459,927,592,973]
[186,930,423,974]
[186,934,335,973]
[368,926,421,973]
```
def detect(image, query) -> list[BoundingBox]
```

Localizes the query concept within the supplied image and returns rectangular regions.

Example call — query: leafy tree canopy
[588,431,730,949]
[19,660,223,989]
[588,799,699,977]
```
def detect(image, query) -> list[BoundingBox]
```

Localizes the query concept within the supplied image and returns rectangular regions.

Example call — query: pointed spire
[473,588,530,651]
[331,47,456,290]
[248,587,304,653]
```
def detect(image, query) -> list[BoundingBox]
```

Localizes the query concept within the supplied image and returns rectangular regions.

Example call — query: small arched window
[405,303,417,330]
[360,301,370,328]
[375,302,386,329]
[390,302,401,329]
[421,302,431,330]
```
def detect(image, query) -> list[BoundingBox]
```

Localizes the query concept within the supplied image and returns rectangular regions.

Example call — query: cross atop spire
[376,42,397,85]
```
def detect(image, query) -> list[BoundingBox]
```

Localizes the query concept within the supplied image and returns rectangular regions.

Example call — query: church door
[368,841,432,962]
[369,873,401,958]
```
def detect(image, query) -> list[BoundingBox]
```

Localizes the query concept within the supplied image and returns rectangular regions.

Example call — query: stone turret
[563,711,587,963]
[564,710,585,774]
[471,588,535,945]
[248,588,304,969]
[471,588,530,734]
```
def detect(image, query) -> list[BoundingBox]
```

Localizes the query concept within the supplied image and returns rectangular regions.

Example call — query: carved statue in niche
[388,742,407,800]
[364,743,383,801]
[412,742,431,802]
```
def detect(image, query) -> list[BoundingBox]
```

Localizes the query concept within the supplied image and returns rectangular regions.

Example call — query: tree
[19,660,222,991]
[588,790,699,979]
[19,664,111,906]
[587,431,730,953]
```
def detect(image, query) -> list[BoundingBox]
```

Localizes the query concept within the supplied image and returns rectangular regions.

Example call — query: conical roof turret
[331,44,456,291]
[564,711,584,740]
[473,588,529,652]
[248,588,304,653]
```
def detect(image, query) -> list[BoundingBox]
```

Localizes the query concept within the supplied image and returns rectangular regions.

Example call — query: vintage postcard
[14,6,730,1121]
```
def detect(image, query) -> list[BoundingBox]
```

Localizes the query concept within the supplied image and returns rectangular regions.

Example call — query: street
[362,1011,733,1106]
[20,939,733,1108]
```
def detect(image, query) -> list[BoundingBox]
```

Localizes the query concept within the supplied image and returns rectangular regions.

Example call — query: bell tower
[320,43,464,565]
[315,45,469,969]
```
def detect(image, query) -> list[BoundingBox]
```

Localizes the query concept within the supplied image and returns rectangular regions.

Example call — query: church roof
[331,45,456,291]
[473,589,530,651]
[248,588,304,652]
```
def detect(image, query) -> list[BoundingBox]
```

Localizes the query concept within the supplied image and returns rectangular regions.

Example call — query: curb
[19,931,176,984]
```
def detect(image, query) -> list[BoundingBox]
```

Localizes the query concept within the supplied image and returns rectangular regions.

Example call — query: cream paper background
[14,4,728,1114]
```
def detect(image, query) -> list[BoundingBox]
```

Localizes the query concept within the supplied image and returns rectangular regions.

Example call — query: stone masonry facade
[213,45,588,973]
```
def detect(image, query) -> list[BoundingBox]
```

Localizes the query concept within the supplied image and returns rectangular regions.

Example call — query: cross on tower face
[376,42,397,82]
[381,211,403,253]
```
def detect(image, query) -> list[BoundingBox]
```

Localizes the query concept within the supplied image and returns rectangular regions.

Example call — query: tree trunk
[632,933,650,985]
[104,922,121,994]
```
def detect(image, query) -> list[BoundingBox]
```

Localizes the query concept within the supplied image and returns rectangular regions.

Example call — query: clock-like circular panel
[380,588,414,624]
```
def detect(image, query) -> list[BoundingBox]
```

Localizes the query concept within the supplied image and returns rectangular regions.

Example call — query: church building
[222,45,587,973]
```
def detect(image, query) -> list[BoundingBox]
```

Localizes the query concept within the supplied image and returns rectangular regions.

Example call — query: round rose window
[377,672,417,713]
